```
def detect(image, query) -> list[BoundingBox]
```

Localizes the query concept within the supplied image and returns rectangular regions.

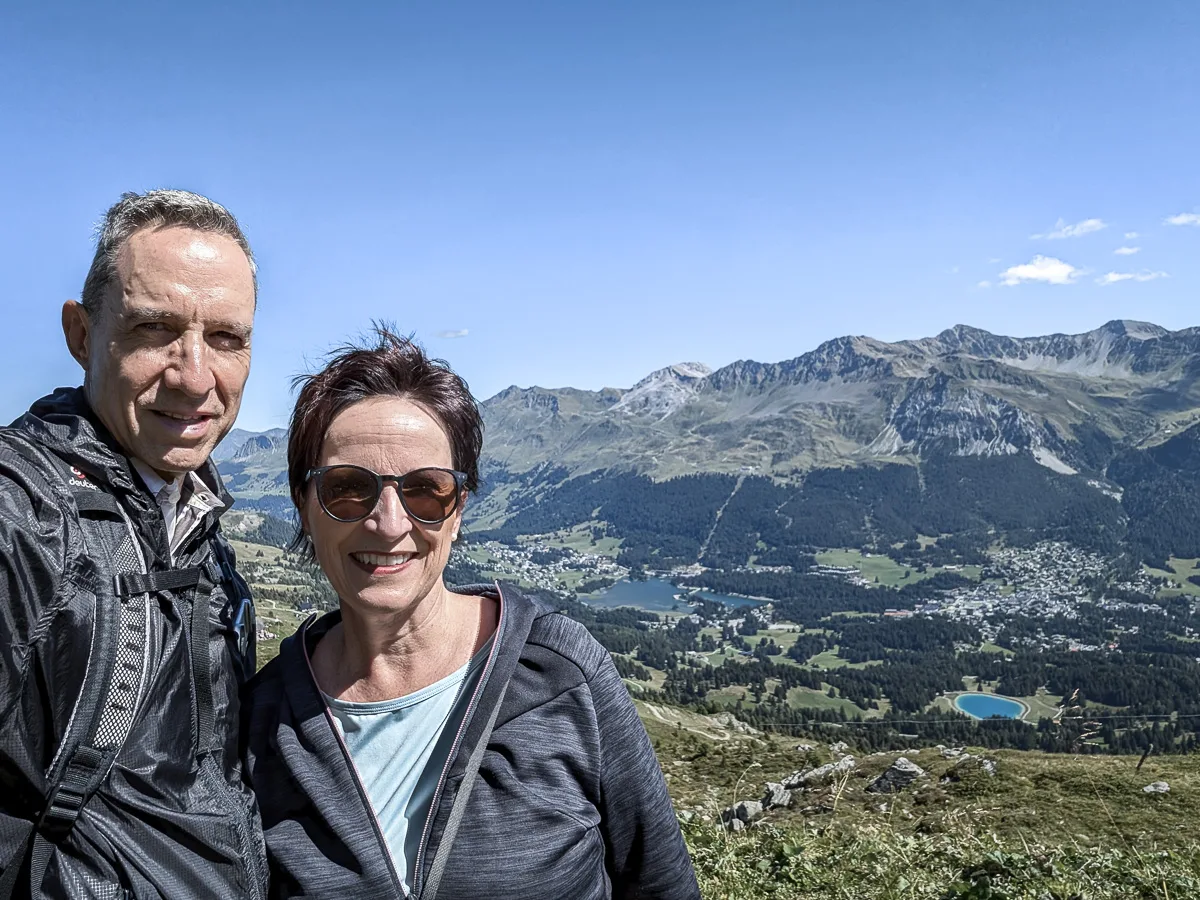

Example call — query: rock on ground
[761,782,792,810]
[940,754,998,782]
[721,799,765,830]
[1143,781,1170,794]
[782,755,857,789]
[867,757,927,794]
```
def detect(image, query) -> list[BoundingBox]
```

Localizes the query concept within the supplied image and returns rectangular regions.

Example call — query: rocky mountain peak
[1095,319,1170,341]
[613,362,712,418]
[235,433,281,459]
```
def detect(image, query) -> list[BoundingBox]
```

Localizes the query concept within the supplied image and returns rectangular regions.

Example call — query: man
[0,190,266,898]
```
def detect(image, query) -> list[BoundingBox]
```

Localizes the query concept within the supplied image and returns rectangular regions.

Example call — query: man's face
[65,226,256,477]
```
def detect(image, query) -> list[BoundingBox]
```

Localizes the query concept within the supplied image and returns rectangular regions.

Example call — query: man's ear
[62,300,91,370]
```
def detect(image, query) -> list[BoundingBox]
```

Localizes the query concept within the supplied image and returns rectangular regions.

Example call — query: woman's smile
[348,550,417,575]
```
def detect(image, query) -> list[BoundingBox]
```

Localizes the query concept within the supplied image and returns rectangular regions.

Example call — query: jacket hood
[12,385,231,504]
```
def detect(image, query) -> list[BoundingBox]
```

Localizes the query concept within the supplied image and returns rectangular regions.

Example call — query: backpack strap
[419,677,511,900]
[0,437,157,899]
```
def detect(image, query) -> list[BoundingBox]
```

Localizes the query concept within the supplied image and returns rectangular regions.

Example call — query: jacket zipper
[302,619,409,897]
[301,591,507,900]
[410,591,505,899]
[180,524,267,900]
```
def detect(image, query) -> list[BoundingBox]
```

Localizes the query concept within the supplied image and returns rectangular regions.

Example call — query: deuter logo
[69,466,99,489]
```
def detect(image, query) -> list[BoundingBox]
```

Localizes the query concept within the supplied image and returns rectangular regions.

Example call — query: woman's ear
[451,502,465,542]
[298,501,311,538]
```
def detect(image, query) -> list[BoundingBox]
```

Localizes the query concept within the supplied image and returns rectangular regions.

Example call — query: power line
[757,712,1200,729]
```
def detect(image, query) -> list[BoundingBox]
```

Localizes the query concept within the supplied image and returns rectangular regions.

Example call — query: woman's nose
[364,484,413,538]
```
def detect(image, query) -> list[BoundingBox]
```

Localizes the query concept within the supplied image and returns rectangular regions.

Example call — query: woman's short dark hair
[287,327,483,555]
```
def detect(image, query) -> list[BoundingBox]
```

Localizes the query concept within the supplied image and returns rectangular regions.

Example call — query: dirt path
[699,475,745,560]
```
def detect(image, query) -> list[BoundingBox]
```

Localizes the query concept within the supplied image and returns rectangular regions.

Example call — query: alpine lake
[953,692,1027,720]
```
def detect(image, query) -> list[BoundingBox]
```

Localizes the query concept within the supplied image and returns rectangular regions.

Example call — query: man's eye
[137,322,168,332]
[211,332,245,350]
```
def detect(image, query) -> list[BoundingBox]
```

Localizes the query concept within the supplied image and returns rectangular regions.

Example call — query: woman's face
[301,395,464,616]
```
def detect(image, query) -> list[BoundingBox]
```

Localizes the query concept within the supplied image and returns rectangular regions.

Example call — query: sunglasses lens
[401,468,460,523]
[318,466,379,520]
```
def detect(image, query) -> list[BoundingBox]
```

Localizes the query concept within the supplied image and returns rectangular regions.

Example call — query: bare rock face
[829,741,850,757]
[782,756,857,789]
[867,757,926,794]
[1143,781,1170,794]
[709,713,761,735]
[721,800,765,831]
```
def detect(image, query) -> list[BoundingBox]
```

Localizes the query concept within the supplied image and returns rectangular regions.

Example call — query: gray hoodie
[243,582,700,899]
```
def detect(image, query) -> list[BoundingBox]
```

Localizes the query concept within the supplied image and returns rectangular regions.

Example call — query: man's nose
[163,331,217,398]
[364,485,414,539]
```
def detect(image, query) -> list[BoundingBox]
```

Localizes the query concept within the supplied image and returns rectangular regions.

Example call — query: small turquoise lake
[586,578,761,612]
[954,693,1027,720]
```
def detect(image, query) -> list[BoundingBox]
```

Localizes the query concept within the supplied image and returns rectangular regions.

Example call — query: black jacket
[245,583,699,899]
[0,388,267,899]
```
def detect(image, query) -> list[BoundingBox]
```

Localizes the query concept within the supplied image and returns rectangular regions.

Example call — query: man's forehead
[120,225,247,267]
[110,226,255,317]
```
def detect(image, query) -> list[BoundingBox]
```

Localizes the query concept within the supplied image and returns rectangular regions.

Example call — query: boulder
[830,741,850,757]
[867,757,926,794]
[794,743,815,753]
[721,799,764,830]
[761,782,792,810]
[940,747,966,759]
[782,755,857,789]
[1143,781,1170,794]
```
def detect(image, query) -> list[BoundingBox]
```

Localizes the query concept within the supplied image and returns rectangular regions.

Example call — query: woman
[244,330,699,899]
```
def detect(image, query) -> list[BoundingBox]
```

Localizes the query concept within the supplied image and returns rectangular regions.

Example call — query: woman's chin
[337,576,440,616]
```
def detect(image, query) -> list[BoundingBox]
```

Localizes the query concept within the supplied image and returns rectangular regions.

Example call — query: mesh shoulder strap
[0,440,163,899]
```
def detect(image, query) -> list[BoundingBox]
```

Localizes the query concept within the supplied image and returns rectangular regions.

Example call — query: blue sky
[2,2,1197,430]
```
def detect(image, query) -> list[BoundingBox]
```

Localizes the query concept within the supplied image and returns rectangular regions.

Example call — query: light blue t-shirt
[325,638,492,893]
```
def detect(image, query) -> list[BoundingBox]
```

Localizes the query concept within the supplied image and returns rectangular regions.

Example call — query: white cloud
[1124,232,1139,239]
[436,329,470,339]
[1096,270,1169,286]
[977,280,992,289]
[987,257,1001,264]
[999,256,1081,286]
[1165,213,1200,226]
[1113,246,1140,255]
[1030,218,1107,240]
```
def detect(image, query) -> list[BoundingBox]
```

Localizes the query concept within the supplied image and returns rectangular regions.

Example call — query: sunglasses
[306,465,467,524]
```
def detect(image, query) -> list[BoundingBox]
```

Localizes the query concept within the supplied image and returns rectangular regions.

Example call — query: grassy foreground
[687,821,1200,899]
[640,707,1200,899]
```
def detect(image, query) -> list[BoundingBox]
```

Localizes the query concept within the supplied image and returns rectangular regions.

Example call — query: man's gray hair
[81,189,257,317]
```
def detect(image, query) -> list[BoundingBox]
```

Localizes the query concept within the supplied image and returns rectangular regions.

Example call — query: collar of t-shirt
[130,459,225,561]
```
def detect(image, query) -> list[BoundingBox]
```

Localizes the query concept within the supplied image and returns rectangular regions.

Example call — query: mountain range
[480,319,1200,480]
[217,320,1200,565]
